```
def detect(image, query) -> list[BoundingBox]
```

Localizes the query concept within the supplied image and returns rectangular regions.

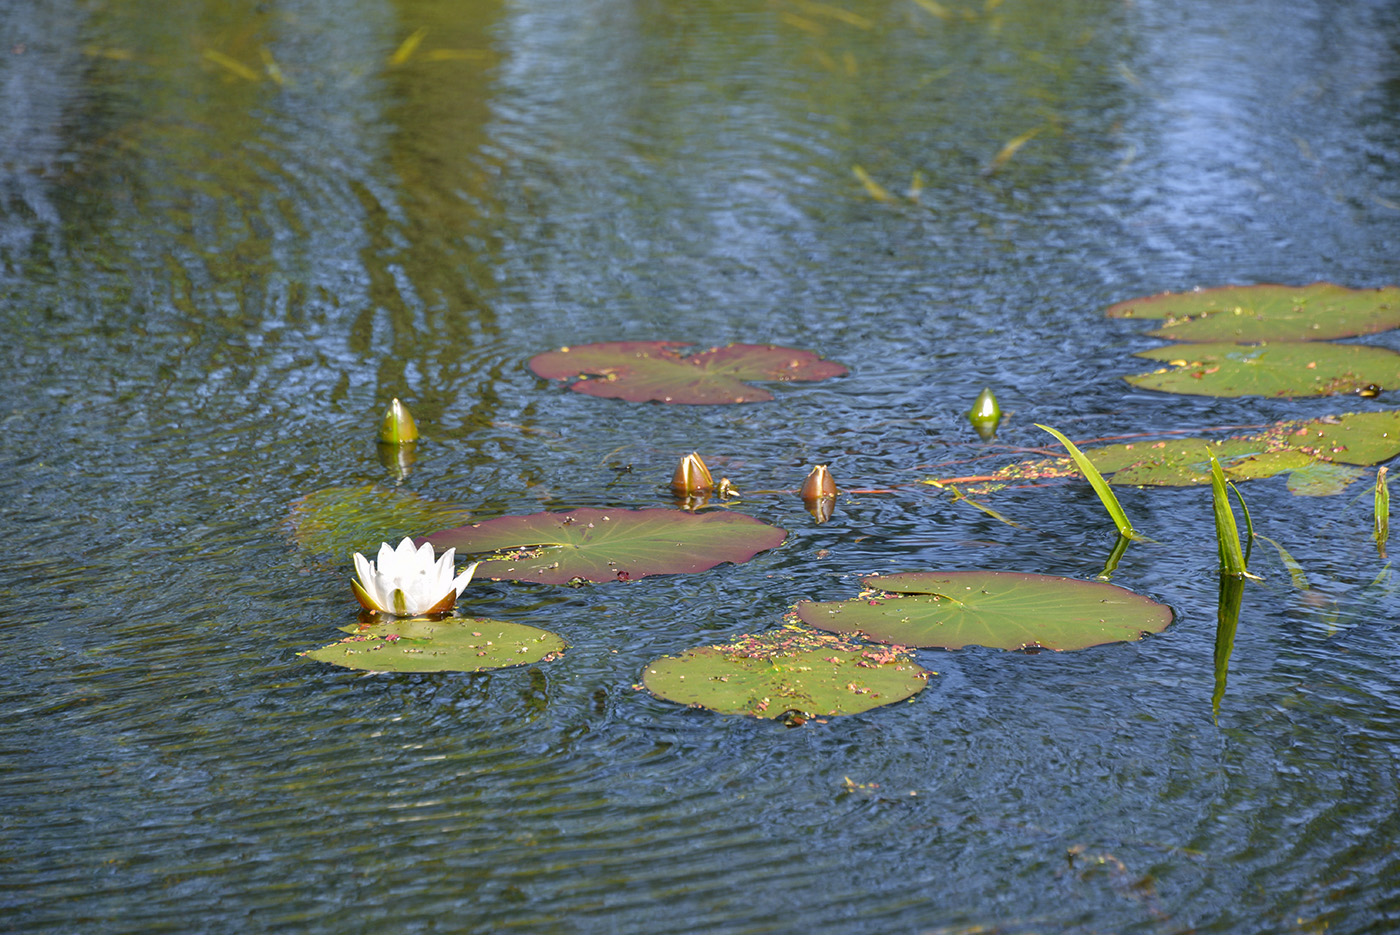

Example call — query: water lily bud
[799,464,837,501]
[379,398,418,445]
[805,495,836,525]
[968,387,1001,441]
[671,452,714,494]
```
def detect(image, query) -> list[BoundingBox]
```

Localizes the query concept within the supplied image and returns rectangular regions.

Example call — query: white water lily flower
[351,537,480,617]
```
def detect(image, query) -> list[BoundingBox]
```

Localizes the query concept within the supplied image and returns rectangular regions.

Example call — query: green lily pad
[1125,342,1400,397]
[936,412,1400,496]
[528,341,848,404]
[300,617,566,673]
[795,571,1173,651]
[425,507,787,584]
[1107,283,1400,342]
[289,485,473,562]
[642,627,930,718]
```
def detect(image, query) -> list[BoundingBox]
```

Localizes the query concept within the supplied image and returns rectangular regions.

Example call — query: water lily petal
[451,561,481,596]
[352,551,385,609]
[351,578,384,613]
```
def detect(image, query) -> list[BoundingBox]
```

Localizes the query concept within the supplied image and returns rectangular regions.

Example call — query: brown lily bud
[671,452,714,495]
[799,464,837,501]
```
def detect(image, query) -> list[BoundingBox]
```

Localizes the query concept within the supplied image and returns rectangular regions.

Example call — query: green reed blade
[1035,424,1141,541]
[1210,454,1248,578]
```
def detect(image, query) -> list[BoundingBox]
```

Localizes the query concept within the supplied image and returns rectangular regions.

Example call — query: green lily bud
[671,452,714,495]
[379,398,419,445]
[968,387,1001,441]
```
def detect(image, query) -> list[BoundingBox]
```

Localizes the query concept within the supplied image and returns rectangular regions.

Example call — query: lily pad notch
[528,341,848,404]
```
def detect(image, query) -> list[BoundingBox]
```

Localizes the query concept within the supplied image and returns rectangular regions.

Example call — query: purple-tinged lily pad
[425,507,787,584]
[642,627,930,718]
[1125,342,1400,398]
[1107,282,1400,343]
[528,341,848,404]
[289,485,472,562]
[795,571,1173,651]
[300,617,566,673]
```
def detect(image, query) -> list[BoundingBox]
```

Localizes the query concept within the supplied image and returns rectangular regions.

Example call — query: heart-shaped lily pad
[642,627,930,718]
[528,341,848,404]
[935,412,1400,496]
[289,485,473,562]
[300,617,566,673]
[1107,283,1400,342]
[425,507,787,584]
[795,571,1173,651]
[1125,342,1400,398]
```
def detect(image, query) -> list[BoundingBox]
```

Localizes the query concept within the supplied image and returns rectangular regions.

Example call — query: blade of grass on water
[1376,466,1390,557]
[1210,454,1251,578]
[1035,424,1142,541]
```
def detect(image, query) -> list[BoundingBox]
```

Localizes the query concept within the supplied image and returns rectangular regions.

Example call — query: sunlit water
[4,0,1400,932]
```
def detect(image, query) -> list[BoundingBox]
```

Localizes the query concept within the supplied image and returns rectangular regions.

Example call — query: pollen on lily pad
[301,617,566,673]
[642,627,931,718]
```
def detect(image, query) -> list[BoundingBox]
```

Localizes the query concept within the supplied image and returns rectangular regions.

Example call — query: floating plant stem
[1210,454,1255,579]
[1035,424,1142,540]
[1376,466,1390,557]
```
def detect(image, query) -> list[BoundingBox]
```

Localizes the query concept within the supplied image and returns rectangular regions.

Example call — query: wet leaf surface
[1125,342,1400,397]
[301,617,566,673]
[642,627,930,718]
[940,412,1400,495]
[289,485,473,562]
[425,507,787,584]
[796,571,1173,651]
[1107,282,1400,342]
[528,341,847,404]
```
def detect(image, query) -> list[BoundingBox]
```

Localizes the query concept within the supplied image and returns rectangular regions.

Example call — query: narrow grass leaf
[1035,424,1140,540]
[1210,454,1249,578]
[1376,466,1390,556]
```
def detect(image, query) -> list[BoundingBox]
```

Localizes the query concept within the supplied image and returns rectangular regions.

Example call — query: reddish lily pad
[642,627,930,718]
[1125,342,1400,398]
[1107,283,1400,342]
[934,412,1400,496]
[795,571,1173,651]
[300,617,566,673]
[528,341,847,404]
[289,485,473,562]
[425,507,787,584]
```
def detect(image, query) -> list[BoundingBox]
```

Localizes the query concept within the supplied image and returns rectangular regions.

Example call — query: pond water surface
[5,0,1400,932]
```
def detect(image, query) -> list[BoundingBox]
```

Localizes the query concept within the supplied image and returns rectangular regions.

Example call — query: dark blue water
[4,0,1400,931]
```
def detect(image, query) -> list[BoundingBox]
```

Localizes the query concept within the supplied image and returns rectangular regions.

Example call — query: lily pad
[642,627,930,718]
[1107,283,1400,342]
[289,485,472,562]
[937,412,1400,496]
[1125,342,1400,398]
[795,571,1173,651]
[528,341,847,404]
[300,617,566,673]
[425,507,787,584]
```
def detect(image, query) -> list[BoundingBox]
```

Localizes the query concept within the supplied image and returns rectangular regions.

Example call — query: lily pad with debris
[642,627,930,718]
[301,617,566,673]
[1107,282,1400,343]
[795,571,1173,651]
[528,341,847,404]
[425,507,787,584]
[1125,342,1400,398]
